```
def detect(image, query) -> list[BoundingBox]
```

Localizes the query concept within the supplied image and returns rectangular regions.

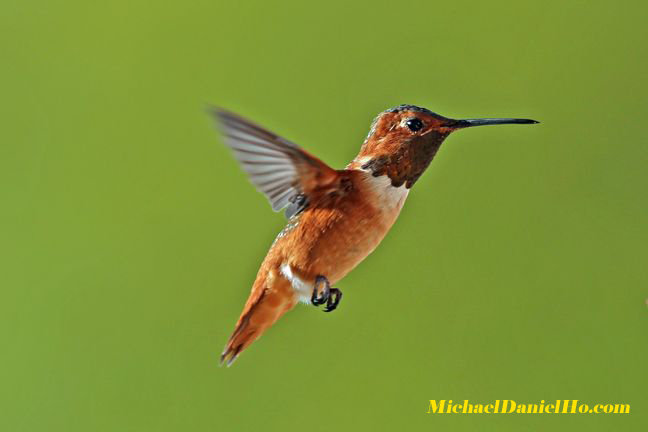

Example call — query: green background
[2,1,647,430]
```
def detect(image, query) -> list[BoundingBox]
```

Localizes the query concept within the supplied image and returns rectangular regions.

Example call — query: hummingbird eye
[405,118,424,132]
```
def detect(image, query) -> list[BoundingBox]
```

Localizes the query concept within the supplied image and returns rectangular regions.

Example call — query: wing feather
[209,107,339,216]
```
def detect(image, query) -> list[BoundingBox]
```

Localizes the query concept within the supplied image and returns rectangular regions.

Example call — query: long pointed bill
[449,118,539,128]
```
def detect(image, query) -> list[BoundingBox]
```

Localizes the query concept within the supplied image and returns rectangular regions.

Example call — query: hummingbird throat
[359,134,446,188]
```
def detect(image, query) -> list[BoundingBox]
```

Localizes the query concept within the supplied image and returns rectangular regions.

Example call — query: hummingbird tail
[221,273,296,366]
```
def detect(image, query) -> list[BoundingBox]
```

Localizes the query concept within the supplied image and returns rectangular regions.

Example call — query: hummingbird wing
[210,108,339,217]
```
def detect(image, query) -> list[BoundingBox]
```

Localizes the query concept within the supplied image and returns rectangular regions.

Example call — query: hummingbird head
[352,104,538,188]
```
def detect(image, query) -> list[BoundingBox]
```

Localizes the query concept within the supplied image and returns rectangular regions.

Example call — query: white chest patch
[364,171,409,211]
[352,156,410,211]
[280,263,314,304]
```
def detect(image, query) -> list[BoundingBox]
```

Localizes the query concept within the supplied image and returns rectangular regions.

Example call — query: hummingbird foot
[323,288,342,313]
[311,275,330,306]
[311,275,343,312]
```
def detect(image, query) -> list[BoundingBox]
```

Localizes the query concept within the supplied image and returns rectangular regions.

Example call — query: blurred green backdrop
[2,1,647,431]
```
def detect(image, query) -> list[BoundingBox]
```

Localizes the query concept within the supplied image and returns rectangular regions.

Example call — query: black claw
[311,275,330,306]
[311,290,325,306]
[323,288,342,312]
[312,276,343,312]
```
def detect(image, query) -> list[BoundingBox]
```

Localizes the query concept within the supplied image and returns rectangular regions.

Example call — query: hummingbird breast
[264,169,409,299]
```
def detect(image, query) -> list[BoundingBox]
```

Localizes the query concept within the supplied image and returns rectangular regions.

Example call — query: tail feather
[221,272,296,366]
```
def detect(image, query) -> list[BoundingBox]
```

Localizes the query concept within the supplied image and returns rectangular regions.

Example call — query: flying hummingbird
[210,104,538,365]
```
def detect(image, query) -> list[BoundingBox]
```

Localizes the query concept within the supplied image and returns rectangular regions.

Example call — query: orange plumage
[211,105,537,365]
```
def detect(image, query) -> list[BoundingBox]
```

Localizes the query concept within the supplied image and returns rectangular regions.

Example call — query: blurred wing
[210,107,339,217]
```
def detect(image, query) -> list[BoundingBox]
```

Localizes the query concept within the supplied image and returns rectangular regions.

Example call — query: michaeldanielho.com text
[427,400,629,414]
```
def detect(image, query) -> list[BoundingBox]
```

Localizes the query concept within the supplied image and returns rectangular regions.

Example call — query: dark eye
[405,118,424,132]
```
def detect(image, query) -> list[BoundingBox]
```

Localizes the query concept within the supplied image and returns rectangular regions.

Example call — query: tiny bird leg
[311,275,330,306]
[323,288,342,313]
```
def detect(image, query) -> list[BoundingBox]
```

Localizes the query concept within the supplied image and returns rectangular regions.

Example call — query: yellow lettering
[428,400,444,414]
[505,400,516,413]
[562,400,578,413]
[614,404,630,414]
[462,400,473,413]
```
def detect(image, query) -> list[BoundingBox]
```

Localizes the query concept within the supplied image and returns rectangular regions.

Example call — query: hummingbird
[210,104,538,366]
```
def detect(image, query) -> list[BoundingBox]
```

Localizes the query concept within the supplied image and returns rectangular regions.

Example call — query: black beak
[449,117,539,128]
